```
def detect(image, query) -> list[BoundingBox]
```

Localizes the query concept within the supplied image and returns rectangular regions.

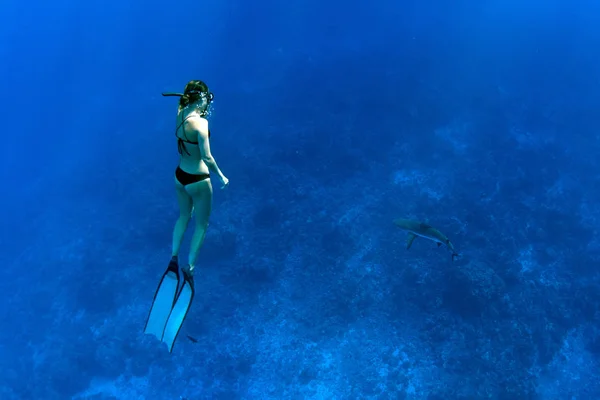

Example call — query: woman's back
[176,111,210,175]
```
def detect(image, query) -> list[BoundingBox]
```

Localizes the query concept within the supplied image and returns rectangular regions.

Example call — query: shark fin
[406,233,417,249]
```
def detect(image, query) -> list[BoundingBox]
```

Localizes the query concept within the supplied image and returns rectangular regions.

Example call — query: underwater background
[1,0,600,398]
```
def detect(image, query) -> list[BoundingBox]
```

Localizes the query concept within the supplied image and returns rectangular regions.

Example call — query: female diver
[144,79,229,352]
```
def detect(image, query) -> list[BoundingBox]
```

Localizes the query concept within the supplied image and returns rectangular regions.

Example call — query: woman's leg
[184,179,213,273]
[172,177,194,258]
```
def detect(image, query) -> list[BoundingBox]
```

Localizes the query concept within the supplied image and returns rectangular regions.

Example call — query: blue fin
[144,259,180,342]
[162,268,195,352]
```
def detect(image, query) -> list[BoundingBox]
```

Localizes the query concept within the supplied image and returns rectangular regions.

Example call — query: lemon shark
[393,218,459,261]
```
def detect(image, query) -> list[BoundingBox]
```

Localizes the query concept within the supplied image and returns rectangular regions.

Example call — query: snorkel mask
[162,89,215,117]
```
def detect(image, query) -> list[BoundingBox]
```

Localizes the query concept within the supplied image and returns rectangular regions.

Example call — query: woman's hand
[220,175,229,189]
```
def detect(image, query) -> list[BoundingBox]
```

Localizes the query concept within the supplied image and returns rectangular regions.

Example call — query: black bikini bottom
[175,166,210,186]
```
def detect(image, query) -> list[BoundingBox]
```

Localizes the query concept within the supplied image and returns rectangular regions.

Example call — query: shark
[393,218,459,261]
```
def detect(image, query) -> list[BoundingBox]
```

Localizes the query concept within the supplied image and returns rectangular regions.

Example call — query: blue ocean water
[1,0,600,398]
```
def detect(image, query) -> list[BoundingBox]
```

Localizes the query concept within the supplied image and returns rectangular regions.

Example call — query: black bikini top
[175,114,211,156]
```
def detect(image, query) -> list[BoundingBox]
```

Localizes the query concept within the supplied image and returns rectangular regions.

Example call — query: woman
[169,80,229,274]
[144,80,229,352]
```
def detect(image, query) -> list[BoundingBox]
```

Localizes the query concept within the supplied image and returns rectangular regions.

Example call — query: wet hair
[179,80,210,111]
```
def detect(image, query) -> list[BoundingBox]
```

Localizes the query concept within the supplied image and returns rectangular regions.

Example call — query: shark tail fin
[406,233,417,250]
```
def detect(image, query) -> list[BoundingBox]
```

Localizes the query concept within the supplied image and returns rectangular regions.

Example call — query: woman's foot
[184,264,195,276]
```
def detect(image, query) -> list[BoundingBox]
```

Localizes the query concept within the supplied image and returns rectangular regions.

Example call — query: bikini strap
[176,114,193,155]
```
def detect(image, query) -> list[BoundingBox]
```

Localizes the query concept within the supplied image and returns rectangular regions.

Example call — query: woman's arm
[190,118,228,187]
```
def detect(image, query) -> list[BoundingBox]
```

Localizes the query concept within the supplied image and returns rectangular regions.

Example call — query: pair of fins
[144,257,195,352]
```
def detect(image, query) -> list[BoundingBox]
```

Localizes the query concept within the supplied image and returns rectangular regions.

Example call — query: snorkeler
[144,80,229,352]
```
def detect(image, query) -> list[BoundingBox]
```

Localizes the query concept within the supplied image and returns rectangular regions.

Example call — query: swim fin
[144,258,195,352]
[162,267,195,352]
